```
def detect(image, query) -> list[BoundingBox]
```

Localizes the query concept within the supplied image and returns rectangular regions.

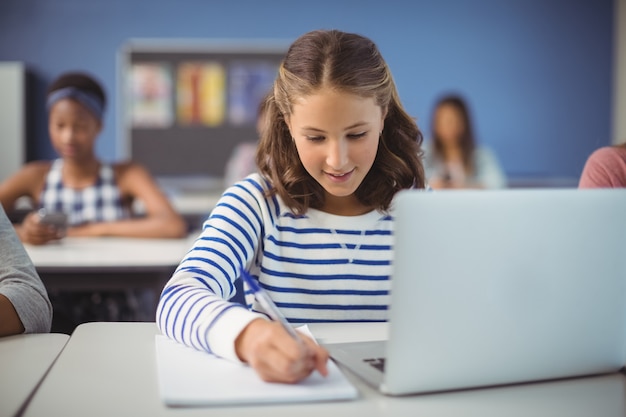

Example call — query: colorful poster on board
[228,61,277,126]
[177,62,226,127]
[128,62,173,128]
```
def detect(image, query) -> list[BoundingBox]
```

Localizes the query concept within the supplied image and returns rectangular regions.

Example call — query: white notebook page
[155,325,358,406]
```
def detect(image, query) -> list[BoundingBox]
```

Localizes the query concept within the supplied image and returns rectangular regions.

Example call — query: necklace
[329,228,365,264]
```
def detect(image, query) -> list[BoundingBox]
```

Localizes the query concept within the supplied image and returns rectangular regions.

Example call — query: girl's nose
[326,139,349,170]
[60,128,75,144]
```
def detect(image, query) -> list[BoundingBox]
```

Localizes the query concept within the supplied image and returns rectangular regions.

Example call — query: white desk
[169,192,221,231]
[23,234,196,291]
[23,235,198,329]
[21,322,626,417]
[134,191,221,231]
[24,235,197,273]
[159,175,224,230]
[0,333,69,417]
[170,191,222,216]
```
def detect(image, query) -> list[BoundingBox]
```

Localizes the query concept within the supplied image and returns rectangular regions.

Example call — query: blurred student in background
[578,142,626,188]
[0,71,187,331]
[223,92,270,187]
[0,71,186,244]
[0,205,52,336]
[422,94,506,189]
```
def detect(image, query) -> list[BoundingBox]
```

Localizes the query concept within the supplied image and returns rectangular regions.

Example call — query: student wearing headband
[0,71,187,332]
[0,71,186,244]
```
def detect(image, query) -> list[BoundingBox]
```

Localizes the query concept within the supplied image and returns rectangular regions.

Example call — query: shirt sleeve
[156,177,269,362]
[579,146,626,188]
[474,147,507,189]
[0,206,53,334]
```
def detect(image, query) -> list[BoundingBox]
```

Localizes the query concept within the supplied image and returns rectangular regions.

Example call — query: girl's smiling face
[287,87,385,215]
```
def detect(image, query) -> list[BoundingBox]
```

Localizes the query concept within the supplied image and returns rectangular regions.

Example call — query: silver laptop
[324,188,626,396]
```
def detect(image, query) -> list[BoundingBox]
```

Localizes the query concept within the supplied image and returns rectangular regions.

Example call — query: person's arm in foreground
[0,205,52,336]
[579,146,626,188]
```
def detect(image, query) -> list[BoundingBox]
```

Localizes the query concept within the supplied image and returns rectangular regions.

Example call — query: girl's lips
[58,143,82,154]
[61,147,78,157]
[325,169,354,183]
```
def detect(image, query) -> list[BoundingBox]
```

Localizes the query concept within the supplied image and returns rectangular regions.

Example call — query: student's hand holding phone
[18,210,66,245]
[235,318,329,383]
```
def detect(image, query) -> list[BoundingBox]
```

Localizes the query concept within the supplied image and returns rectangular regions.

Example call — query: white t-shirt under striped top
[156,173,396,362]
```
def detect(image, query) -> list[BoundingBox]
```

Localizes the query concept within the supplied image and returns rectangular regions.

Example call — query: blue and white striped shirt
[157,173,396,361]
[39,159,130,226]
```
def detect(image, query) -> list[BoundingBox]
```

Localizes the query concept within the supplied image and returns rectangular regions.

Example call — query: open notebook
[155,326,358,406]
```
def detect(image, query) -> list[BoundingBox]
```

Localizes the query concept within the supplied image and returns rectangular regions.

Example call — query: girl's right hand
[235,318,329,383]
[18,212,64,245]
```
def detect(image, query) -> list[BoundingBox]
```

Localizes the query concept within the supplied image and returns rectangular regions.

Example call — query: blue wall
[0,0,613,181]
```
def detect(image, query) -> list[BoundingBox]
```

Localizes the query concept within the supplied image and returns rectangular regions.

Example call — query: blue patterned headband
[46,87,104,121]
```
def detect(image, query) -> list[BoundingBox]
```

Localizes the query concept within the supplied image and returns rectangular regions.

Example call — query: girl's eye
[347,132,367,139]
[306,136,325,142]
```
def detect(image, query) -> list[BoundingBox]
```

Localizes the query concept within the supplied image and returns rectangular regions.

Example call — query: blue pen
[240,268,302,342]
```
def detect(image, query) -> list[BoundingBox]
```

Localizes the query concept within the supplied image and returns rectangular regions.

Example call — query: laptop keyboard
[363,357,386,372]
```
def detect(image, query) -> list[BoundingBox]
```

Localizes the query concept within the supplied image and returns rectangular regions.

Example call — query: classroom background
[0,0,622,187]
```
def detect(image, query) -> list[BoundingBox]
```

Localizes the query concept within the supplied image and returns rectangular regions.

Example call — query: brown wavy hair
[256,29,425,214]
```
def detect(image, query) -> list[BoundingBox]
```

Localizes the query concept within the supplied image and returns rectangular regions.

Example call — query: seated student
[422,94,506,189]
[578,142,626,188]
[0,71,187,244]
[223,93,270,187]
[0,71,187,332]
[0,205,52,336]
[157,29,426,384]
